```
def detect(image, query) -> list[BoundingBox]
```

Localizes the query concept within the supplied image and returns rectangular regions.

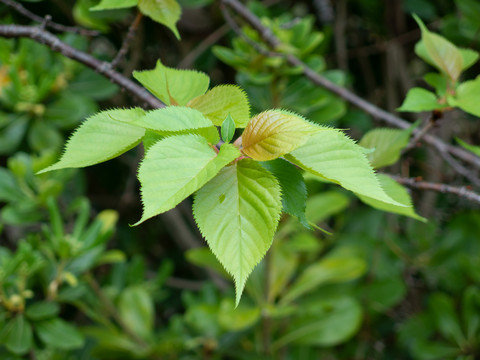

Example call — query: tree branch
[220,0,480,172]
[391,175,480,204]
[0,24,165,109]
[0,0,99,36]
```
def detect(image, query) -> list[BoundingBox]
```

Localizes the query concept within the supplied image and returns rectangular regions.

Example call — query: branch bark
[391,175,480,204]
[0,24,165,109]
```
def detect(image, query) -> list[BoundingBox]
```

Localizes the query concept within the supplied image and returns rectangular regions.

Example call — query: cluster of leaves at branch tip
[91,0,182,39]
[398,14,480,120]
[38,59,419,306]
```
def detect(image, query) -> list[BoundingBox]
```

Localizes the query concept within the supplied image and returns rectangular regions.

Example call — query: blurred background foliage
[0,0,480,359]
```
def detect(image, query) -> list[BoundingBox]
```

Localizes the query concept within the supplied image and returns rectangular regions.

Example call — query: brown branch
[111,12,143,69]
[391,175,480,204]
[0,0,99,36]
[220,0,480,172]
[0,24,165,109]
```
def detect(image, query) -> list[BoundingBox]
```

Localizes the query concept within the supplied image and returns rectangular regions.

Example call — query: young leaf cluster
[398,15,480,117]
[40,60,416,304]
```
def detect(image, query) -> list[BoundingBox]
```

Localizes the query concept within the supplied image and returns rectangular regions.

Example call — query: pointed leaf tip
[193,160,282,305]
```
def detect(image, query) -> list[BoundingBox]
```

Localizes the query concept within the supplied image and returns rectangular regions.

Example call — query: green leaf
[359,127,413,168]
[281,246,367,304]
[138,0,181,39]
[450,76,480,117]
[357,174,427,222]
[118,286,154,339]
[456,137,480,157]
[459,48,479,71]
[287,129,404,206]
[221,114,235,143]
[0,315,32,355]
[242,110,319,161]
[462,286,480,340]
[133,60,208,105]
[274,296,362,348]
[38,108,146,174]
[135,135,240,225]
[430,293,466,345]
[25,301,60,321]
[193,159,282,306]
[116,106,219,144]
[305,191,350,224]
[424,73,447,96]
[217,298,261,331]
[90,0,138,10]
[187,85,251,127]
[260,158,309,228]
[185,247,229,278]
[397,87,440,112]
[35,318,84,350]
[413,14,463,81]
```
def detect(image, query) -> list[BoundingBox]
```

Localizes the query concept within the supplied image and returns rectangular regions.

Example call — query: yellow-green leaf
[187,85,250,127]
[193,159,282,306]
[413,14,463,81]
[133,60,209,106]
[90,0,137,11]
[138,0,181,39]
[135,135,240,225]
[242,110,320,161]
[357,174,427,222]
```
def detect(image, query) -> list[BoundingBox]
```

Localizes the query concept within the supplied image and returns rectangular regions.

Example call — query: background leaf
[35,318,84,350]
[397,88,440,112]
[90,0,137,10]
[118,285,154,339]
[138,0,181,39]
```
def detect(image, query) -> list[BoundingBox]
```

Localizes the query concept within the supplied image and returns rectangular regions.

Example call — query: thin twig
[0,0,99,36]
[403,114,434,154]
[178,24,229,69]
[436,149,480,187]
[0,24,164,109]
[390,175,480,204]
[220,0,480,172]
[111,12,143,69]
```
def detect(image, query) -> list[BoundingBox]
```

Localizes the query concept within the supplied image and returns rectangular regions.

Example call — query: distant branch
[221,0,480,173]
[391,175,480,204]
[111,12,143,69]
[0,0,99,36]
[0,24,164,109]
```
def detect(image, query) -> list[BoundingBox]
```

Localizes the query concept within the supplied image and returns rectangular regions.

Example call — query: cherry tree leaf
[359,127,414,169]
[193,159,282,306]
[133,60,209,106]
[413,14,463,81]
[449,76,480,117]
[138,0,181,39]
[260,158,309,228]
[242,110,319,161]
[135,135,240,225]
[90,0,137,11]
[357,174,426,222]
[187,85,250,127]
[38,108,146,173]
[114,106,219,144]
[397,88,440,112]
[287,129,405,206]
